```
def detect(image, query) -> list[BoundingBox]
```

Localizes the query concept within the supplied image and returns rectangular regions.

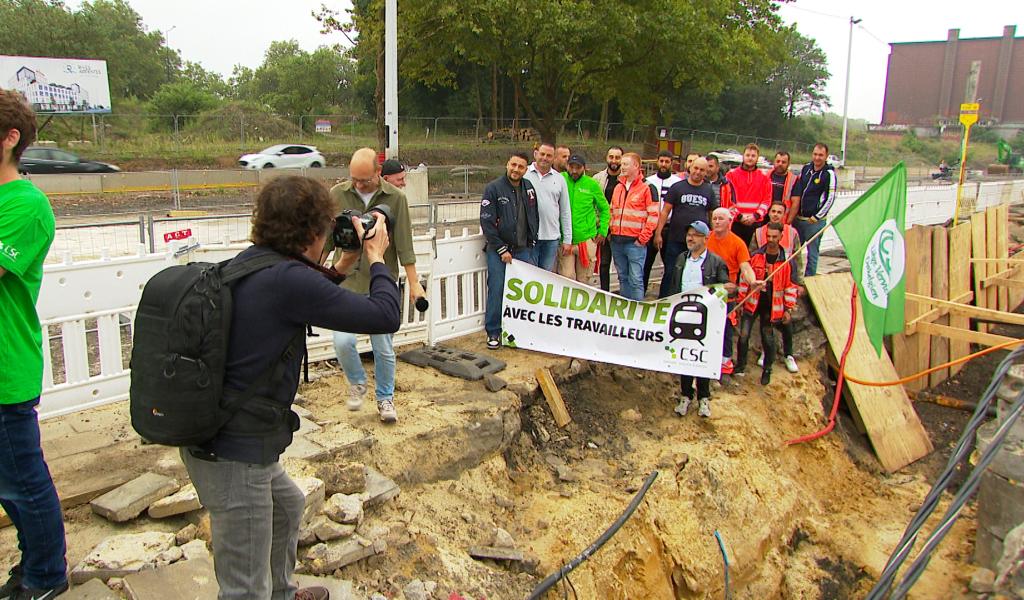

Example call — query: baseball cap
[688,221,710,236]
[567,153,586,166]
[381,159,405,176]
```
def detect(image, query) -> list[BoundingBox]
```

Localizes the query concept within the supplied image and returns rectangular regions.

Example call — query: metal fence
[40,112,821,158]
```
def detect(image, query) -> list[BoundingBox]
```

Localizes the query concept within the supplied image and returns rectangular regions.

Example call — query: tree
[148,81,220,129]
[179,61,230,98]
[774,27,830,119]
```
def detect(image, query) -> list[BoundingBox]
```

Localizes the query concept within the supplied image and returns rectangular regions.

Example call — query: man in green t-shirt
[0,89,67,600]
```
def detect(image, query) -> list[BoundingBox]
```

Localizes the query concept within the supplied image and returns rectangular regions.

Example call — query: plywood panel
[930,227,950,387]
[986,206,1000,316]
[948,223,973,377]
[972,212,989,331]
[892,226,933,392]
[805,272,933,472]
[996,204,1010,312]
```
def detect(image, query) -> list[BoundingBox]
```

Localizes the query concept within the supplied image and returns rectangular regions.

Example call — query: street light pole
[384,0,398,159]
[840,16,861,167]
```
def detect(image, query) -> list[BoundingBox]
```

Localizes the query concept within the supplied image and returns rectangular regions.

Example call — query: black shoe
[487,336,500,350]
[12,582,68,600]
[760,370,771,385]
[0,566,22,600]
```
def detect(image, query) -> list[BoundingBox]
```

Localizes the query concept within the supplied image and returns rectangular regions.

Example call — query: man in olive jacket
[666,221,732,420]
[560,154,609,283]
[330,148,422,424]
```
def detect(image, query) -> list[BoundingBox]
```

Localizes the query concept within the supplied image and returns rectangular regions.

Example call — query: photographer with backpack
[155,176,400,600]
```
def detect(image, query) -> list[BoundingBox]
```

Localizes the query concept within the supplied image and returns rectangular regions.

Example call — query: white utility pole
[384,0,399,159]
[840,16,861,166]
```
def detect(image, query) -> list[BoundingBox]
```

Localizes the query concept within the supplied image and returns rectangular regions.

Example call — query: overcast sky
[69,0,1023,122]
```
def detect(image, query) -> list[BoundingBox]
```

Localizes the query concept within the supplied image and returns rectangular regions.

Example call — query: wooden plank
[907,292,1024,326]
[986,206,1000,317]
[536,367,571,428]
[917,321,1019,348]
[981,265,1023,283]
[805,272,933,472]
[892,226,932,392]
[972,212,989,331]
[1014,250,1024,311]
[997,204,1009,311]
[906,291,973,330]
[930,227,950,387]
[987,277,1024,289]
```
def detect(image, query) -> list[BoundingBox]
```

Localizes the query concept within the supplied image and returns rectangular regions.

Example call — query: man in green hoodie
[559,154,609,283]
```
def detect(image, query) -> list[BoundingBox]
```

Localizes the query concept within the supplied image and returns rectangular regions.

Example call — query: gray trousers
[181,449,304,600]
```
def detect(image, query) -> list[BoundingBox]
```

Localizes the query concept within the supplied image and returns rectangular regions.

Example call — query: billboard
[1,55,112,114]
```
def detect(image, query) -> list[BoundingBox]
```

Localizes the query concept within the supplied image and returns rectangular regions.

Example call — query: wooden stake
[536,368,571,428]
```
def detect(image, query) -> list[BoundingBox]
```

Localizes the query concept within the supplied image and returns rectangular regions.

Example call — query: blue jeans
[0,398,67,589]
[793,218,828,277]
[485,247,536,338]
[658,240,686,298]
[611,238,647,301]
[534,239,560,272]
[333,331,396,400]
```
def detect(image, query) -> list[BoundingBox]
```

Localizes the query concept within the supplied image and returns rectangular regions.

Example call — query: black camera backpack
[129,252,303,446]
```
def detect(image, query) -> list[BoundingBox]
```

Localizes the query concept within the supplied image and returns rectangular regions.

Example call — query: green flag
[830,162,907,356]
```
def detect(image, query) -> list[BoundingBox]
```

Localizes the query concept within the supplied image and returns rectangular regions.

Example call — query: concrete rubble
[324,493,363,525]
[71,532,177,583]
[90,473,179,522]
[147,483,201,519]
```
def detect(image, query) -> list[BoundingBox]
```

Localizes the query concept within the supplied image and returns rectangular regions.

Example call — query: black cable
[527,471,659,600]
[866,347,1024,598]
[890,389,1024,598]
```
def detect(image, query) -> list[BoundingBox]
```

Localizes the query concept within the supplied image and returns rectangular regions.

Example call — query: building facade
[881,25,1022,127]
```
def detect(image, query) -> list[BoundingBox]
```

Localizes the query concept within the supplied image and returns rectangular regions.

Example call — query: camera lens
[415,297,429,312]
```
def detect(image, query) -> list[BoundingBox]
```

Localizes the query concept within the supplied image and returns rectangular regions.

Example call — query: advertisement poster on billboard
[1,55,112,114]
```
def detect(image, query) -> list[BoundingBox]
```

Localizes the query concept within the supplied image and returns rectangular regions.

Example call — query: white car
[827,154,844,169]
[238,144,326,170]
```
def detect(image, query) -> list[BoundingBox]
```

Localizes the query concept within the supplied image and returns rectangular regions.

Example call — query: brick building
[881,25,1022,127]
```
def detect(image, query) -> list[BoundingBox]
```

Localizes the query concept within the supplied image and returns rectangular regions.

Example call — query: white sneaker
[757,353,764,367]
[697,398,711,418]
[377,398,398,423]
[674,398,692,417]
[785,355,799,373]
[346,383,366,411]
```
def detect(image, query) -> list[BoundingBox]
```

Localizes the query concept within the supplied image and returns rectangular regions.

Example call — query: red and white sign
[163,228,192,243]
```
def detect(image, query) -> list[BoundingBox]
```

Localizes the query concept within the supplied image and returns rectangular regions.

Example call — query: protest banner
[501,260,726,378]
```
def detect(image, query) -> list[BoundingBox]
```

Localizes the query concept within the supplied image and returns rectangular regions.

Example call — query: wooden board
[892,226,933,392]
[948,223,974,377]
[972,212,989,331]
[930,227,951,386]
[536,368,571,428]
[805,272,933,472]
[1013,250,1024,311]
[986,206,1000,316]
[996,204,1010,312]
[916,321,1019,348]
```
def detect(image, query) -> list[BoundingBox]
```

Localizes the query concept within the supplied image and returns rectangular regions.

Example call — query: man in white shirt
[644,150,682,296]
[524,142,573,271]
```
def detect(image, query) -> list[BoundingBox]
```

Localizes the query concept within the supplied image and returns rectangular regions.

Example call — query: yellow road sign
[960,103,980,127]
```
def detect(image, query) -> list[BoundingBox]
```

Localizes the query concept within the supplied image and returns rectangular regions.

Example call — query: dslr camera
[333,205,393,251]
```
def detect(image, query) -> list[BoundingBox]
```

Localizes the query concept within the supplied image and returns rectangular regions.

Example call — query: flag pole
[728,222,834,316]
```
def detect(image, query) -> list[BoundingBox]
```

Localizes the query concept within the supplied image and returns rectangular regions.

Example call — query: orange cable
[842,337,1024,387]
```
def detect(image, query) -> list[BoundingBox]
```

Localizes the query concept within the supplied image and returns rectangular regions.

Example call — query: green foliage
[901,131,927,155]
[148,81,220,130]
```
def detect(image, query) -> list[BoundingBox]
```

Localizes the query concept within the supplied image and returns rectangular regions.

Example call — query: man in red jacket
[725,143,771,246]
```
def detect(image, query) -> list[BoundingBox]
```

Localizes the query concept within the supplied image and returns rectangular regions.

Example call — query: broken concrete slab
[484,374,507,392]
[280,436,329,461]
[175,523,198,545]
[468,545,525,562]
[315,461,366,496]
[148,483,201,518]
[63,578,121,600]
[292,574,359,600]
[403,579,438,600]
[361,467,400,509]
[304,536,386,574]
[154,545,183,567]
[399,345,506,380]
[297,416,322,435]
[180,539,211,562]
[310,515,357,542]
[491,528,516,549]
[90,473,179,522]
[123,556,217,600]
[324,493,363,525]
[293,477,326,526]
[71,532,177,584]
[307,422,374,457]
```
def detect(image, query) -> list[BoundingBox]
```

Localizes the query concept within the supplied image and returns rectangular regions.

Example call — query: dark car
[18,147,120,175]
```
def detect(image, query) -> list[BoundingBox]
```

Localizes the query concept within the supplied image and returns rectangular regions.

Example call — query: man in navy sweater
[182,176,401,600]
